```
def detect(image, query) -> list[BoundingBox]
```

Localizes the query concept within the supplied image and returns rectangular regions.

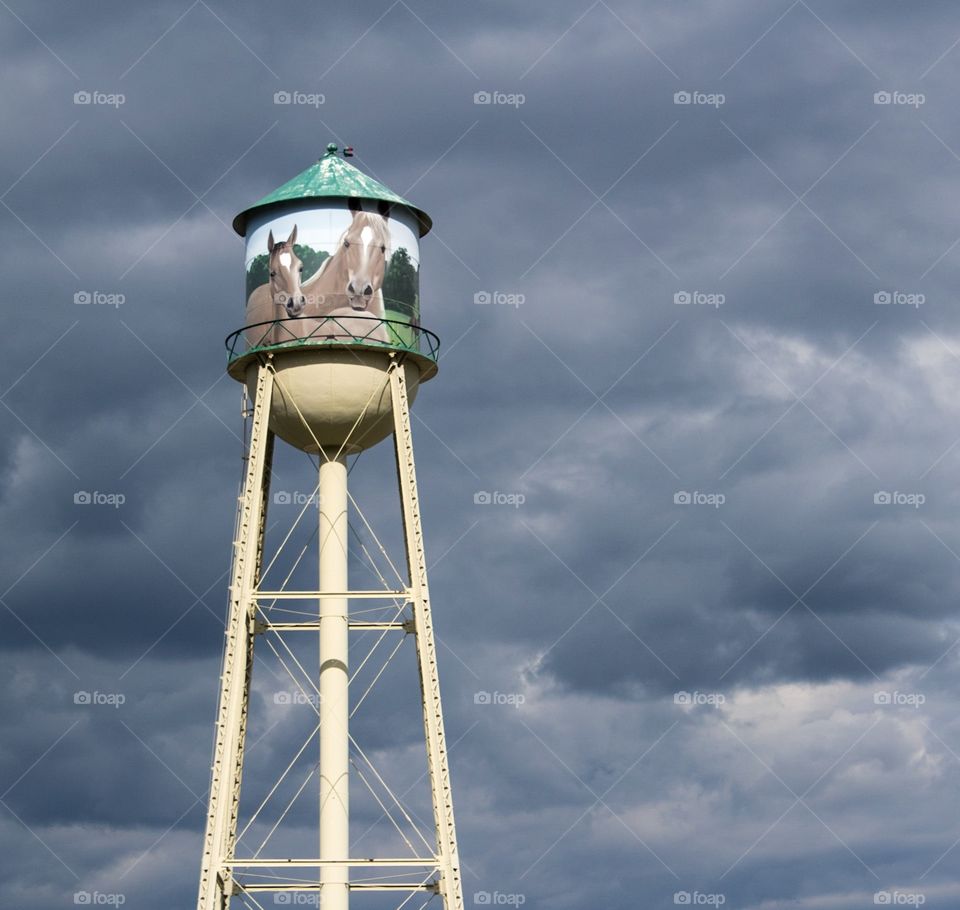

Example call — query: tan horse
[244,225,306,346]
[299,201,391,343]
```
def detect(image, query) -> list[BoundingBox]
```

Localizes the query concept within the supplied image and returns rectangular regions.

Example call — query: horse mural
[244,225,306,346]
[298,200,392,344]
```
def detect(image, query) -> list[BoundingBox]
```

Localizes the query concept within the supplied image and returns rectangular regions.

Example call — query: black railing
[225,315,440,364]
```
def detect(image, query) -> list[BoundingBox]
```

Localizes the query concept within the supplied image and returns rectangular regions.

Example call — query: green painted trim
[225,316,440,364]
[232,145,432,237]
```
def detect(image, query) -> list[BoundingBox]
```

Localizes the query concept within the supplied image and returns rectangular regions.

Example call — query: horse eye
[270,270,276,278]
[380,245,386,253]
[343,240,350,248]
[299,266,303,272]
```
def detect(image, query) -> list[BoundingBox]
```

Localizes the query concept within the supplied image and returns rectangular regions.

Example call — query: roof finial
[324,142,338,157]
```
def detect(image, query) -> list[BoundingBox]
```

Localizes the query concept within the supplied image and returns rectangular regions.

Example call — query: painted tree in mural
[382,246,419,320]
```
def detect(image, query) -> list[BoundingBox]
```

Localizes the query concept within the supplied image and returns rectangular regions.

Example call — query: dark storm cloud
[3,1,960,909]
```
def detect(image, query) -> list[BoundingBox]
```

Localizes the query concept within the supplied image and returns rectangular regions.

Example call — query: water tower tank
[226,143,438,453]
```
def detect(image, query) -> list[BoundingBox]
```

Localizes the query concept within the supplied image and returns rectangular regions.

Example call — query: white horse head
[267,225,305,316]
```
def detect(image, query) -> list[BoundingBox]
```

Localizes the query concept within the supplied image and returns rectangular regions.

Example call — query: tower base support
[195,354,464,910]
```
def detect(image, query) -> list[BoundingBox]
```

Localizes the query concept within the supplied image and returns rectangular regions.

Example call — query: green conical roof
[232,143,432,237]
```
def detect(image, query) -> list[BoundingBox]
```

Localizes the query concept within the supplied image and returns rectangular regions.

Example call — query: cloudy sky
[3,1,960,908]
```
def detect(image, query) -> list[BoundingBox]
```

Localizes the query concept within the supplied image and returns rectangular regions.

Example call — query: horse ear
[288,224,297,246]
[267,230,275,254]
[348,197,362,215]
[377,201,391,220]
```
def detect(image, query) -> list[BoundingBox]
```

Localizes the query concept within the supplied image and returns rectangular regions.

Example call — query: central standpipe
[318,453,349,910]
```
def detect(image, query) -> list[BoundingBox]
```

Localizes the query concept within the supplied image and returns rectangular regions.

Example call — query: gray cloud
[3,1,960,909]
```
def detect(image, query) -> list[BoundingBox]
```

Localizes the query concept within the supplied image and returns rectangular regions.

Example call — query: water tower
[196,144,463,910]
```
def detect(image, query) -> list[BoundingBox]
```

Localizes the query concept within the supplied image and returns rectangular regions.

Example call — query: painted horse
[299,200,392,343]
[244,225,306,346]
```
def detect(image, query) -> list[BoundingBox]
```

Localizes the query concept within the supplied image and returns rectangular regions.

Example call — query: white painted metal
[390,363,465,910]
[241,883,439,893]
[251,349,424,454]
[197,362,274,910]
[261,621,408,632]
[256,590,409,599]
[226,859,437,868]
[318,453,350,910]
[196,353,464,910]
